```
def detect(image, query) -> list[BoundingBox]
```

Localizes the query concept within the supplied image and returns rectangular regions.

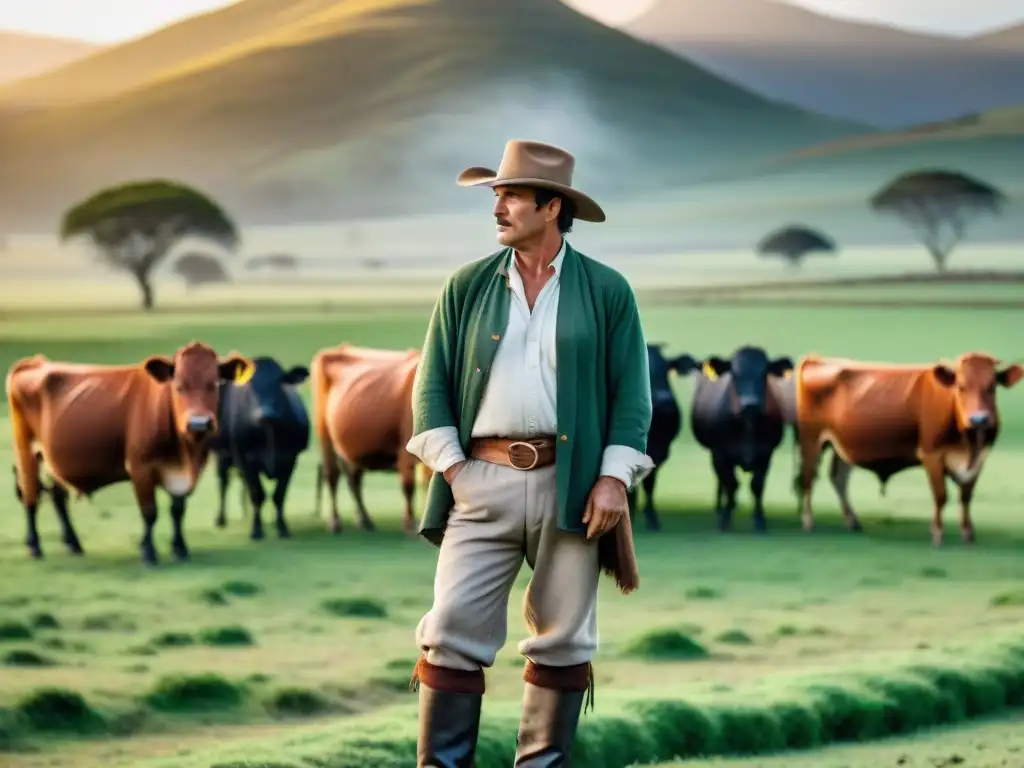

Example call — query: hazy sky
[1,0,1020,43]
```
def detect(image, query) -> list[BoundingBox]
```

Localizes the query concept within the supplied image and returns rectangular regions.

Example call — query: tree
[60,179,238,310]
[172,252,230,290]
[869,169,1006,272]
[756,225,836,268]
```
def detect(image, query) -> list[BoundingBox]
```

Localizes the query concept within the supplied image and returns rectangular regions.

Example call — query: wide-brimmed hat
[456,139,606,223]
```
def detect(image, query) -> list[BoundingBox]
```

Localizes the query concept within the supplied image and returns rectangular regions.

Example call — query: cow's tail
[314,462,323,517]
[6,360,43,507]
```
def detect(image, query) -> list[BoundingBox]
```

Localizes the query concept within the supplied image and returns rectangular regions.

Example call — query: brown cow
[6,342,254,564]
[311,343,421,534]
[795,352,1022,545]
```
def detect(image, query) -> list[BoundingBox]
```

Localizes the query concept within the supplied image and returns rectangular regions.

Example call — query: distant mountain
[973,22,1024,49]
[0,0,319,108]
[0,0,862,231]
[0,30,98,88]
[622,0,1024,128]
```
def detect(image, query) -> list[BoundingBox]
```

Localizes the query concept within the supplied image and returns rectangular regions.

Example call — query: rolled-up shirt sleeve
[600,444,654,491]
[406,425,465,474]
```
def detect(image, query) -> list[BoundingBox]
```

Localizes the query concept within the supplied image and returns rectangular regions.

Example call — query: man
[406,139,654,766]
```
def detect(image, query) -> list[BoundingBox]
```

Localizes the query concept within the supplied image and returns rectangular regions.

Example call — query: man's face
[492,185,558,247]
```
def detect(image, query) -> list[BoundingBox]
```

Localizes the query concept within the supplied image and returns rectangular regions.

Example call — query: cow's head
[646,344,699,407]
[143,342,254,442]
[704,346,794,420]
[244,356,310,425]
[932,353,1022,447]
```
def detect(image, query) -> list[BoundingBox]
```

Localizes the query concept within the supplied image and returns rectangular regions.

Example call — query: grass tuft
[220,580,263,597]
[14,688,103,733]
[151,630,197,648]
[320,597,388,619]
[0,620,33,641]
[715,629,754,645]
[3,649,56,667]
[990,591,1024,608]
[146,673,245,712]
[263,686,332,717]
[81,612,136,632]
[621,629,709,661]
[29,612,61,629]
[685,586,722,600]
[199,626,254,647]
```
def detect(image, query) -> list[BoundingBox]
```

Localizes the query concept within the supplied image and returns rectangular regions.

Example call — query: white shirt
[405,239,654,491]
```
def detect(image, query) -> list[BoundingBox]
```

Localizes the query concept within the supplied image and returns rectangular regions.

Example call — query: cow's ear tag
[701,361,718,381]
[235,364,255,386]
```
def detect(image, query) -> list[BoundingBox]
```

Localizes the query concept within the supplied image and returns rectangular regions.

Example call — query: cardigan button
[475,367,481,372]
[560,434,568,441]
[492,333,500,340]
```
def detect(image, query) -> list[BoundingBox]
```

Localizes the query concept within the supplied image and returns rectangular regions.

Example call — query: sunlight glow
[561,0,658,25]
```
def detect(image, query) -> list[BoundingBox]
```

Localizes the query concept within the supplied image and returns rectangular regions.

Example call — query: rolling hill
[622,0,1024,128]
[974,22,1024,49]
[0,0,863,231]
[0,30,99,88]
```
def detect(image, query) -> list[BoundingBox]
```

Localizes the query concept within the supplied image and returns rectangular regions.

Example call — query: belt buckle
[507,440,540,470]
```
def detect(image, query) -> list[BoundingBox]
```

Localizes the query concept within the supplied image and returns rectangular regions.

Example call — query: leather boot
[514,660,594,767]
[411,655,485,768]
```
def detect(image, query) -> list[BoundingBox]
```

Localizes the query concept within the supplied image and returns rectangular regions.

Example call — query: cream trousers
[415,458,600,671]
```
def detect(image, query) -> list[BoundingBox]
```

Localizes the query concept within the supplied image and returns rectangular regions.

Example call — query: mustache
[496,218,511,226]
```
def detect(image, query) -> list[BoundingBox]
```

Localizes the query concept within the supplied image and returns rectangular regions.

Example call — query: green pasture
[1,283,1024,767]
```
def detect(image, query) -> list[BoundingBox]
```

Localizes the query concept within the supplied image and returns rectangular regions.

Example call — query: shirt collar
[508,237,566,280]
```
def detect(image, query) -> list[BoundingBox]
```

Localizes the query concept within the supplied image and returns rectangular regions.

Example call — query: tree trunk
[927,245,949,272]
[134,271,155,310]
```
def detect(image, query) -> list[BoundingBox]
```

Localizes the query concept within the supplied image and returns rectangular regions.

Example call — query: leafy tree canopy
[59,179,238,309]
[869,169,1005,271]
[756,225,836,264]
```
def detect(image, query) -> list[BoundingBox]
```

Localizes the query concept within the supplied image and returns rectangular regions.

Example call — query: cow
[794,352,1022,546]
[627,344,700,530]
[5,342,253,564]
[311,343,421,534]
[689,346,795,532]
[210,356,310,541]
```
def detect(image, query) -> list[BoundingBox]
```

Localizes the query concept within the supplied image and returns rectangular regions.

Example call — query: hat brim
[456,166,606,223]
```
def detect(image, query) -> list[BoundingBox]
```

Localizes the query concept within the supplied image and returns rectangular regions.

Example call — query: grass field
[2,273,1024,766]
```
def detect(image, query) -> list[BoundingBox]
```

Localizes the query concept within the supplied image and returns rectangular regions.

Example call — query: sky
[0,0,1020,43]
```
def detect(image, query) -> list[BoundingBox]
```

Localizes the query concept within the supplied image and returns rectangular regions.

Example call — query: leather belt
[470,437,556,470]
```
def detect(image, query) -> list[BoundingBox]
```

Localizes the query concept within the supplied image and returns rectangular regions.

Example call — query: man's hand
[582,476,629,540]
[443,460,468,486]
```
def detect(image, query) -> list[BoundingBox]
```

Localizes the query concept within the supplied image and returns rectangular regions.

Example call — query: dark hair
[532,188,575,234]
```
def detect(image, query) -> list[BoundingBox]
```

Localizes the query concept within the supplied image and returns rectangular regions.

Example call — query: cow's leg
[344,463,375,532]
[712,452,738,531]
[215,453,231,528]
[322,452,343,534]
[14,464,43,559]
[271,456,297,539]
[957,478,977,544]
[169,495,189,561]
[239,460,267,541]
[749,456,770,533]
[130,474,160,566]
[798,437,825,532]
[828,452,862,532]
[397,450,418,534]
[921,455,948,546]
[50,483,84,554]
[641,469,660,531]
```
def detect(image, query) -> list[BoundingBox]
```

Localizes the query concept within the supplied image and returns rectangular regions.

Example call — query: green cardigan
[411,242,652,545]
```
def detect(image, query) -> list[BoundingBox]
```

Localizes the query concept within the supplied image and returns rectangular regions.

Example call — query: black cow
[211,356,310,540]
[627,344,700,530]
[690,346,794,532]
